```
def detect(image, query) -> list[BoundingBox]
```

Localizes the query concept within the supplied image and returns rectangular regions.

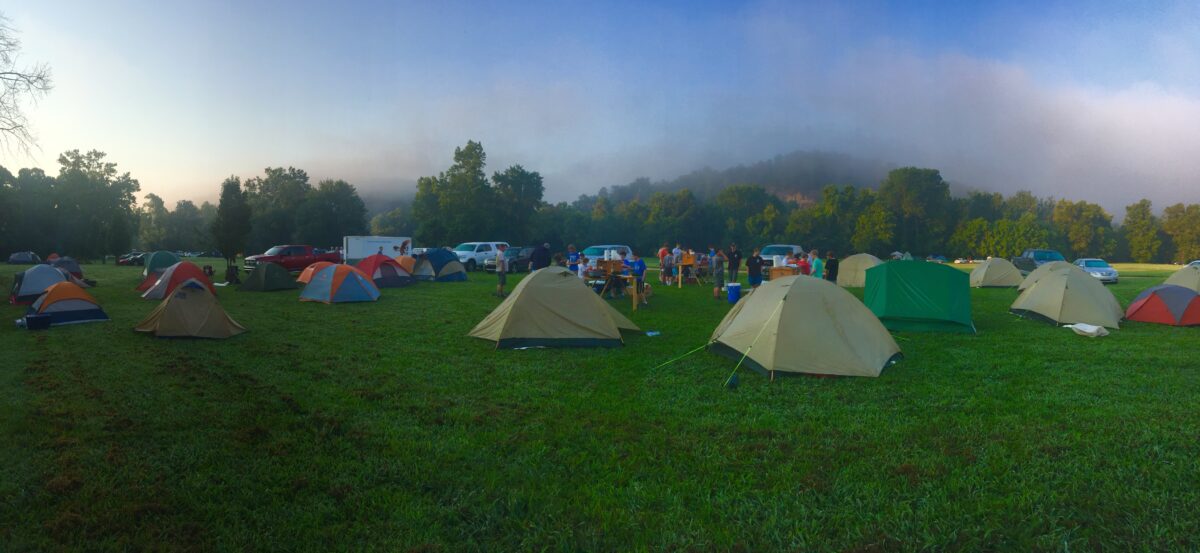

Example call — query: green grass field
[2,260,1198,551]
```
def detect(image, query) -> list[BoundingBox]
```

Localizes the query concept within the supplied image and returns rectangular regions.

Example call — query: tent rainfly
[1164,265,1200,293]
[864,261,976,334]
[469,266,639,348]
[710,275,901,377]
[969,258,1023,288]
[836,253,883,288]
[1010,267,1123,329]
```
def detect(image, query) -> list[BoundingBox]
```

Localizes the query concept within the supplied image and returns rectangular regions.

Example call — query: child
[494,244,509,297]
[626,252,649,305]
[796,254,811,276]
[567,244,581,274]
[661,249,675,286]
[746,248,764,288]
[810,249,824,280]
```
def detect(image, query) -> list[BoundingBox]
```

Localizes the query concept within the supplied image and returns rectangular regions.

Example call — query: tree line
[380,142,1200,263]
[0,150,368,261]
[2,144,1197,264]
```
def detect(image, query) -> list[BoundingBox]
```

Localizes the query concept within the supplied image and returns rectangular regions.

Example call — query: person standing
[625,252,649,305]
[796,254,811,276]
[567,244,581,274]
[530,242,551,270]
[494,244,509,297]
[810,249,824,280]
[824,251,839,283]
[727,244,742,284]
[711,249,727,299]
[662,242,672,284]
[661,248,675,286]
[746,248,764,288]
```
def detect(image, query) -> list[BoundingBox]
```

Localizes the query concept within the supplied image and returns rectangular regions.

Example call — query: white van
[582,244,633,268]
[452,242,510,271]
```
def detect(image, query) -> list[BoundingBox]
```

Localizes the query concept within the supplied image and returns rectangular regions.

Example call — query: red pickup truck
[243,245,342,272]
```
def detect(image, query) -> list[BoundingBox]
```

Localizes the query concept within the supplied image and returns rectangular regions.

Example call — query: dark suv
[485,246,535,273]
[1011,248,1066,273]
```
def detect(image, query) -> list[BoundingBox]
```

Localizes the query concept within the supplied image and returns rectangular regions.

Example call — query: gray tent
[7,251,40,264]
[50,256,83,277]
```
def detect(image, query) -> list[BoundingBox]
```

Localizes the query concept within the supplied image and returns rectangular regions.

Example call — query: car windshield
[1033,251,1065,261]
[264,246,285,256]
[1083,260,1110,268]
[761,246,791,256]
[454,243,477,252]
[582,247,606,256]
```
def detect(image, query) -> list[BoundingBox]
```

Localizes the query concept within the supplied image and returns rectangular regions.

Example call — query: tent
[355,254,414,287]
[1124,285,1200,326]
[1164,265,1200,293]
[136,281,246,339]
[10,264,67,304]
[240,262,296,291]
[836,253,883,287]
[469,266,639,348]
[1010,268,1122,328]
[7,251,40,264]
[21,282,109,327]
[413,249,467,282]
[143,250,181,277]
[969,258,1023,288]
[710,275,901,377]
[394,255,417,274]
[864,261,976,333]
[297,261,335,284]
[142,261,216,300]
[1018,261,1087,291]
[50,256,83,278]
[299,264,380,303]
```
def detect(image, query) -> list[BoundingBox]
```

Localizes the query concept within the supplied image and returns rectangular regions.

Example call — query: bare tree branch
[0,13,52,155]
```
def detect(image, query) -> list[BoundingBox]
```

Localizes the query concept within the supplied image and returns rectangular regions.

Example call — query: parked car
[117,252,145,266]
[452,242,510,271]
[1074,258,1119,284]
[1189,260,1200,268]
[1011,248,1066,273]
[244,245,342,272]
[411,247,430,256]
[485,246,535,273]
[582,244,632,268]
[759,244,805,268]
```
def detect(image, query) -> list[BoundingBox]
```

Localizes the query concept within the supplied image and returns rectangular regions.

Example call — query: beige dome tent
[710,275,901,377]
[836,253,883,287]
[135,282,247,339]
[1164,265,1200,292]
[970,258,1023,287]
[1018,261,1088,291]
[1010,268,1122,328]
[469,266,639,348]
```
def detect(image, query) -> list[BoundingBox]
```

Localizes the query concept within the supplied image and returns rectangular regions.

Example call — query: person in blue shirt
[624,252,649,305]
[566,244,581,275]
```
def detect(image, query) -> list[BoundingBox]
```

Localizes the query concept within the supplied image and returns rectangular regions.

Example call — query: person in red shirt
[657,243,670,284]
[796,255,812,276]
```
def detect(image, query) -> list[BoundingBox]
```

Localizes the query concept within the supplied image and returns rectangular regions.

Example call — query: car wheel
[466,259,476,272]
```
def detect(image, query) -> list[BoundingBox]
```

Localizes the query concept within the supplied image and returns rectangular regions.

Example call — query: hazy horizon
[5,1,1199,215]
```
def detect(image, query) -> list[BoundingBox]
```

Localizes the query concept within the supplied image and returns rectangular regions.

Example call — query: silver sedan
[1074,258,1119,284]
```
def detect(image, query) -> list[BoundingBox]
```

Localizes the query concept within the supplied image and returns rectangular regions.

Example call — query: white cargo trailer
[342,236,413,264]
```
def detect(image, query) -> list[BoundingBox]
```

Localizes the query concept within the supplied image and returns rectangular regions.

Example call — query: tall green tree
[211,176,252,267]
[1121,199,1162,263]
[492,164,544,244]
[244,167,312,252]
[1162,203,1200,262]
[1051,199,1116,259]
[55,149,140,258]
[294,179,368,247]
[877,167,952,254]
[851,202,895,254]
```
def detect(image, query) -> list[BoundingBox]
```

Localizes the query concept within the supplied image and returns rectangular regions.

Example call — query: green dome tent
[143,250,181,277]
[864,261,976,334]
[240,262,296,292]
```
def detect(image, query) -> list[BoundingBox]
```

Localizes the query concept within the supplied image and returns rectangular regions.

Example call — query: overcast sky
[6,1,1200,214]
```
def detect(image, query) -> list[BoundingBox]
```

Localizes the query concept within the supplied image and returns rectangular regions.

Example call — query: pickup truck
[244,245,342,272]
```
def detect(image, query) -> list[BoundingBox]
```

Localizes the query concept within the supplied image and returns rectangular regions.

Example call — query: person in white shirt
[494,244,509,297]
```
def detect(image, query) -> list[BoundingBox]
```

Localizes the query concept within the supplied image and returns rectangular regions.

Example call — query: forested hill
[587,150,898,206]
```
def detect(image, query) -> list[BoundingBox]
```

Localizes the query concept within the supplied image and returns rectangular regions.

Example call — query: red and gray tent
[1125,284,1200,326]
[50,256,83,278]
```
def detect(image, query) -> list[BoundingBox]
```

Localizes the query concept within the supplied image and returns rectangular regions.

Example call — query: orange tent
[394,255,417,274]
[24,281,109,326]
[297,261,335,284]
[141,261,216,299]
[356,254,414,287]
[299,264,380,303]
